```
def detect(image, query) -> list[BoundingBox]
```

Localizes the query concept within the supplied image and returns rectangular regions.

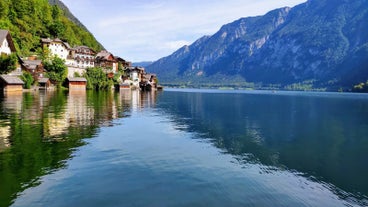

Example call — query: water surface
[0,89,367,207]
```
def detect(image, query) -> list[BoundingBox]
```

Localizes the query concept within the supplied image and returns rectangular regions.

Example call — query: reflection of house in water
[1,91,23,113]
[119,89,158,111]
[140,90,157,108]
[45,112,70,138]
[0,124,11,152]
[44,91,95,139]
[67,91,95,127]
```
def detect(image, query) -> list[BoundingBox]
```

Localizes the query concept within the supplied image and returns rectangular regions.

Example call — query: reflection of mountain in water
[157,90,368,199]
[0,90,158,207]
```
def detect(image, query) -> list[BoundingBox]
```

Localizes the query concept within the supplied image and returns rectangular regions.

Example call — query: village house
[66,45,96,77]
[115,56,132,68]
[41,38,71,61]
[95,50,118,76]
[0,30,16,55]
[140,73,157,91]
[123,66,145,88]
[72,46,96,68]
[0,29,23,80]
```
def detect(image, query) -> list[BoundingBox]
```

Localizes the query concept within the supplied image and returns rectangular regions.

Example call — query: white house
[124,67,145,88]
[0,30,16,55]
[72,46,96,68]
[41,38,71,60]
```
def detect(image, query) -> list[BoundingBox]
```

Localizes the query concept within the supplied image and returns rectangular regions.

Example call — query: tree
[0,0,9,19]
[20,71,34,89]
[0,53,18,74]
[84,67,113,90]
[44,56,67,88]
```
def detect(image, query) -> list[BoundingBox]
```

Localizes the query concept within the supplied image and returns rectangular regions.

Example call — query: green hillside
[0,0,104,56]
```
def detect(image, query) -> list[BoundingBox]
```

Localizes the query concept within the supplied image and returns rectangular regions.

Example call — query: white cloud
[61,0,306,62]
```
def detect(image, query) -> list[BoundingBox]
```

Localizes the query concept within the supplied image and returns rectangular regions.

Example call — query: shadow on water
[1,88,367,206]
[156,90,368,204]
[0,90,157,207]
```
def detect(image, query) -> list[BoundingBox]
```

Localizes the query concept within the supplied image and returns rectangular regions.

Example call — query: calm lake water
[0,89,367,207]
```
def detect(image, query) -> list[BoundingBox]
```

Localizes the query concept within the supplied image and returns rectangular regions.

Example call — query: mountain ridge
[147,0,368,90]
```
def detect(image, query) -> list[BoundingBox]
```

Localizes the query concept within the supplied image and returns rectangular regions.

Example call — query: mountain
[0,0,104,56]
[133,61,154,67]
[147,0,368,90]
[48,0,89,31]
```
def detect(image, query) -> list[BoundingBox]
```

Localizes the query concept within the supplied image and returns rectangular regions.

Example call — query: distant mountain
[147,0,368,90]
[0,0,104,56]
[133,61,154,67]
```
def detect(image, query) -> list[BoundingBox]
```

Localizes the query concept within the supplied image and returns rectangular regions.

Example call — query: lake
[0,89,367,207]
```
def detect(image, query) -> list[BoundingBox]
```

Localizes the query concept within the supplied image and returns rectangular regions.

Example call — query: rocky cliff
[147,0,368,89]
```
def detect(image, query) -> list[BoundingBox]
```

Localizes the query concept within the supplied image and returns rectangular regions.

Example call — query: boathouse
[66,77,87,90]
[0,75,24,92]
[38,78,51,90]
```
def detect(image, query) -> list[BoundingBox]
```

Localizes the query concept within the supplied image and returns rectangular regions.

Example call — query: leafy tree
[20,71,34,89]
[44,56,67,88]
[84,67,113,90]
[0,0,103,56]
[0,0,9,19]
[0,53,17,74]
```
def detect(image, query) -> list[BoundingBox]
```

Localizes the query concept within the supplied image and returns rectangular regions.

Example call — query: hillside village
[0,29,160,92]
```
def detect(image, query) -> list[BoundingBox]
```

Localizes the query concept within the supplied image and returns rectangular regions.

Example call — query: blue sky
[61,0,306,62]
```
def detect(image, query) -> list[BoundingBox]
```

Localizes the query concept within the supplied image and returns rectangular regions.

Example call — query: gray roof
[96,50,114,60]
[23,60,42,70]
[0,75,24,85]
[0,30,8,44]
[41,38,71,49]
[41,38,52,43]
[38,78,49,83]
[68,77,87,82]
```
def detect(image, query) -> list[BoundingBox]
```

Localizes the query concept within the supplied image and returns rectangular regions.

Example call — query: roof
[23,59,42,65]
[74,46,96,55]
[41,38,71,49]
[96,50,115,61]
[38,78,49,83]
[68,77,87,82]
[0,30,8,43]
[0,75,24,85]
[22,60,43,70]
[41,38,52,43]
[126,66,145,72]
[0,30,16,53]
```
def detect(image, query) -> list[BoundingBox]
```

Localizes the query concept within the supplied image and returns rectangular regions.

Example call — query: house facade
[41,38,71,60]
[95,50,118,73]
[67,46,96,68]
[124,67,145,88]
[0,30,16,55]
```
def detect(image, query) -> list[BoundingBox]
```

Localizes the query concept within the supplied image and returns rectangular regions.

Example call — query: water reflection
[157,90,368,204]
[0,90,158,207]
[2,89,368,207]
